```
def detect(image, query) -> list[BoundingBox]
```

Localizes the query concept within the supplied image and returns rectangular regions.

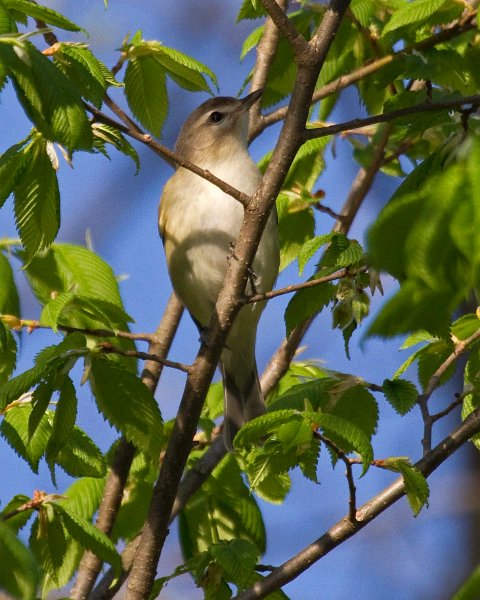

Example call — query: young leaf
[45,376,78,476]
[0,521,39,600]
[383,457,430,516]
[53,43,110,107]
[49,502,121,574]
[179,455,265,561]
[276,193,315,271]
[89,357,163,459]
[382,378,418,415]
[13,137,60,259]
[124,55,167,136]
[0,40,92,150]
[284,282,335,336]
[0,494,33,533]
[2,0,83,32]
[56,426,106,478]
[1,402,51,473]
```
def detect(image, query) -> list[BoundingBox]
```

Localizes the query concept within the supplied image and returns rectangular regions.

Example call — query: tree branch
[245,266,367,305]
[123,2,351,598]
[0,315,153,342]
[305,94,480,141]
[232,404,480,600]
[97,341,190,373]
[259,0,310,57]
[418,327,480,455]
[249,0,287,136]
[70,295,184,599]
[250,11,476,139]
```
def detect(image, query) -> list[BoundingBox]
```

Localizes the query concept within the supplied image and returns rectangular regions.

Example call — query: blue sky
[1,1,477,598]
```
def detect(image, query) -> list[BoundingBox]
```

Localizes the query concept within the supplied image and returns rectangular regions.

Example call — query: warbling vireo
[158,89,279,449]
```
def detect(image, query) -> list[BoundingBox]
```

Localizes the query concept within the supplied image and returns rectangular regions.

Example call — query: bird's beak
[239,89,263,112]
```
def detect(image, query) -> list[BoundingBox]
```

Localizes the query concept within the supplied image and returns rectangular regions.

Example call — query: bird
[158,89,279,449]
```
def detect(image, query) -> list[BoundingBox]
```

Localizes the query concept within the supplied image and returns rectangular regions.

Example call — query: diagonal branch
[70,294,184,599]
[232,404,480,600]
[123,3,352,599]
[259,0,310,57]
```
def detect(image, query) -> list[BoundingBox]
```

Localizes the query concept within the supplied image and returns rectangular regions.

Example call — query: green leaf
[45,376,77,477]
[90,357,163,458]
[112,451,156,542]
[210,539,259,589]
[56,426,106,478]
[49,502,121,574]
[1,402,51,472]
[382,0,456,36]
[179,455,265,561]
[382,378,418,415]
[276,193,315,271]
[151,44,217,92]
[0,138,29,208]
[30,503,67,579]
[453,564,480,600]
[0,494,33,533]
[54,43,109,107]
[124,55,167,136]
[297,233,335,276]
[2,0,83,32]
[13,137,60,259]
[284,282,335,336]
[23,243,127,311]
[92,123,140,172]
[0,40,92,150]
[237,0,265,21]
[0,521,39,600]
[383,458,429,516]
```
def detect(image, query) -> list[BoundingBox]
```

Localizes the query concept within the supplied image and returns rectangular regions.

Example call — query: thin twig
[317,434,357,523]
[0,316,154,342]
[305,94,480,141]
[245,266,367,305]
[98,341,190,373]
[418,328,480,455]
[431,394,465,423]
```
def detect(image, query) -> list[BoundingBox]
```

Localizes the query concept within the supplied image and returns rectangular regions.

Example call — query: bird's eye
[209,111,224,123]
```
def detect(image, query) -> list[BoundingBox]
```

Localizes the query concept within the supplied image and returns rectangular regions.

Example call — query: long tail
[221,362,265,450]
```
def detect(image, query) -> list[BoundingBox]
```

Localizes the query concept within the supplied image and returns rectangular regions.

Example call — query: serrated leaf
[49,502,121,574]
[30,503,67,579]
[13,137,60,259]
[54,43,109,107]
[180,455,265,562]
[92,123,140,172]
[90,357,163,458]
[2,0,83,32]
[382,0,451,36]
[382,378,418,415]
[151,44,217,92]
[240,24,264,59]
[1,403,51,472]
[0,521,39,600]
[0,494,33,533]
[56,426,106,478]
[384,458,429,516]
[284,282,335,336]
[124,55,167,136]
[297,233,335,276]
[276,193,316,271]
[0,40,92,150]
[210,539,259,589]
[0,138,29,208]
[336,239,364,268]
[46,376,77,477]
